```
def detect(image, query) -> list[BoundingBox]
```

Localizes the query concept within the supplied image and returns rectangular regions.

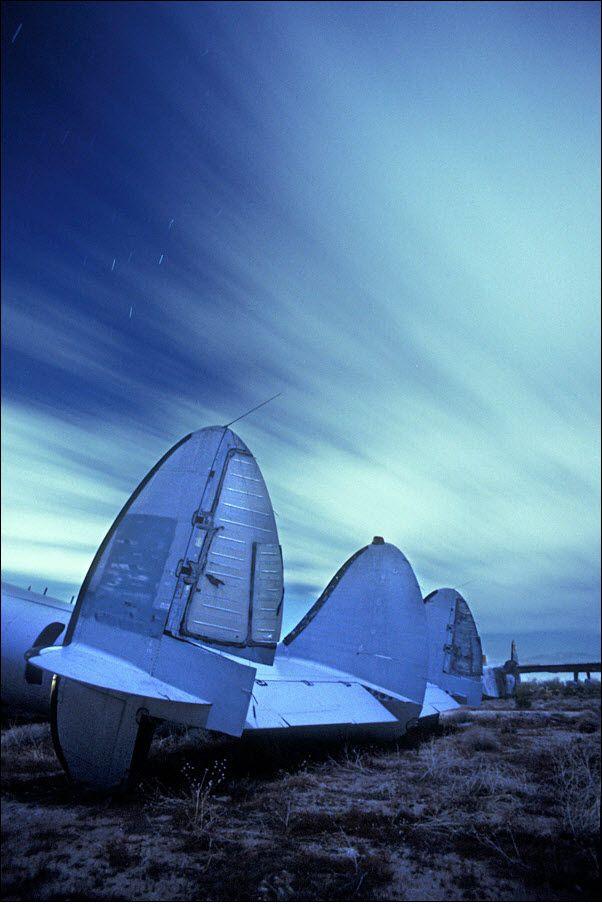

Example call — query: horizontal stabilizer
[246,680,401,730]
[27,643,210,705]
[419,682,461,718]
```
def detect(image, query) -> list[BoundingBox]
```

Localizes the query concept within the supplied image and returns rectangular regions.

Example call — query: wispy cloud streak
[1,2,599,647]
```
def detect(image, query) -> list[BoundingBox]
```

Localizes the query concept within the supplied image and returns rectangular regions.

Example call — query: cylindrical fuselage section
[1,583,73,714]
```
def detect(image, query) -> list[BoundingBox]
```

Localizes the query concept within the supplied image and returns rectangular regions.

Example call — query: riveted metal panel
[425,588,483,707]
[283,541,428,708]
[446,596,483,678]
[251,543,284,644]
[246,680,399,729]
[184,451,280,645]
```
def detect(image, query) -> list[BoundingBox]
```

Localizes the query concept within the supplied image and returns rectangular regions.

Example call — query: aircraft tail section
[482,641,520,699]
[424,588,483,706]
[26,425,279,788]
[283,537,428,710]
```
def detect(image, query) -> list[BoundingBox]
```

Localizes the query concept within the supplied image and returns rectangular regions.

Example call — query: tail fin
[423,588,483,706]
[502,639,521,693]
[283,537,428,706]
[29,425,277,788]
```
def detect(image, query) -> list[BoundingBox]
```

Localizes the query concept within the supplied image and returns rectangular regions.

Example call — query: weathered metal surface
[246,679,399,730]
[419,681,462,718]
[283,538,428,713]
[250,543,284,645]
[481,666,504,698]
[283,545,368,645]
[28,642,211,704]
[184,450,282,648]
[61,427,282,665]
[5,428,451,789]
[51,679,142,789]
[245,649,418,732]
[481,641,522,698]
[1,582,71,713]
[27,427,271,787]
[424,588,483,707]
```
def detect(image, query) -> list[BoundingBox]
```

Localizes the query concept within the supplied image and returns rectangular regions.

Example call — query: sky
[1,1,600,658]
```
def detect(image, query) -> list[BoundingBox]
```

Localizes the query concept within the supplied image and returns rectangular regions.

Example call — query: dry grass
[548,737,601,838]
[1,687,600,901]
[1,721,53,765]
[456,726,501,752]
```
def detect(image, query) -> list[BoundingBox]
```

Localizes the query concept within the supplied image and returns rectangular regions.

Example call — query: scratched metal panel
[67,429,224,668]
[89,514,176,635]
[184,452,280,644]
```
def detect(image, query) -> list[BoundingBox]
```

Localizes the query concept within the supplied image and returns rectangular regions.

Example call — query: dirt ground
[1,680,600,902]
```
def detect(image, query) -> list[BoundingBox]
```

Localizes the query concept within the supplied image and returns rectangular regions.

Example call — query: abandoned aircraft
[1,425,484,790]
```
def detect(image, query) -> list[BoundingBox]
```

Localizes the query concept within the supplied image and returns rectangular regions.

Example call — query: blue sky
[2,2,600,654]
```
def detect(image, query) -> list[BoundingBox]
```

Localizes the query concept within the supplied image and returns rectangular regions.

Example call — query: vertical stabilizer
[28,426,281,788]
[283,538,428,708]
[424,588,483,707]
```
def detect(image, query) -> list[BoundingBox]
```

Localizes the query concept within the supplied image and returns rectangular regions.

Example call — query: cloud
[1,2,599,650]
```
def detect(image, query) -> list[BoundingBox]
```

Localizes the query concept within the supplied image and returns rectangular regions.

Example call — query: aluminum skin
[424,588,483,707]
[1,583,72,713]
[5,426,472,790]
[28,426,275,787]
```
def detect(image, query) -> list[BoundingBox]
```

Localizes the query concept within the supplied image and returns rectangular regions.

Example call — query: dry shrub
[0,721,56,774]
[457,727,501,754]
[1,721,49,754]
[416,736,464,778]
[153,758,227,851]
[514,684,533,710]
[405,735,531,842]
[575,712,600,734]
[527,678,601,701]
[427,761,526,812]
[549,737,600,838]
[557,679,601,699]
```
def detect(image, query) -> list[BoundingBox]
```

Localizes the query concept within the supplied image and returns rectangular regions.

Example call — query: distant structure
[481,639,601,696]
[482,640,521,699]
